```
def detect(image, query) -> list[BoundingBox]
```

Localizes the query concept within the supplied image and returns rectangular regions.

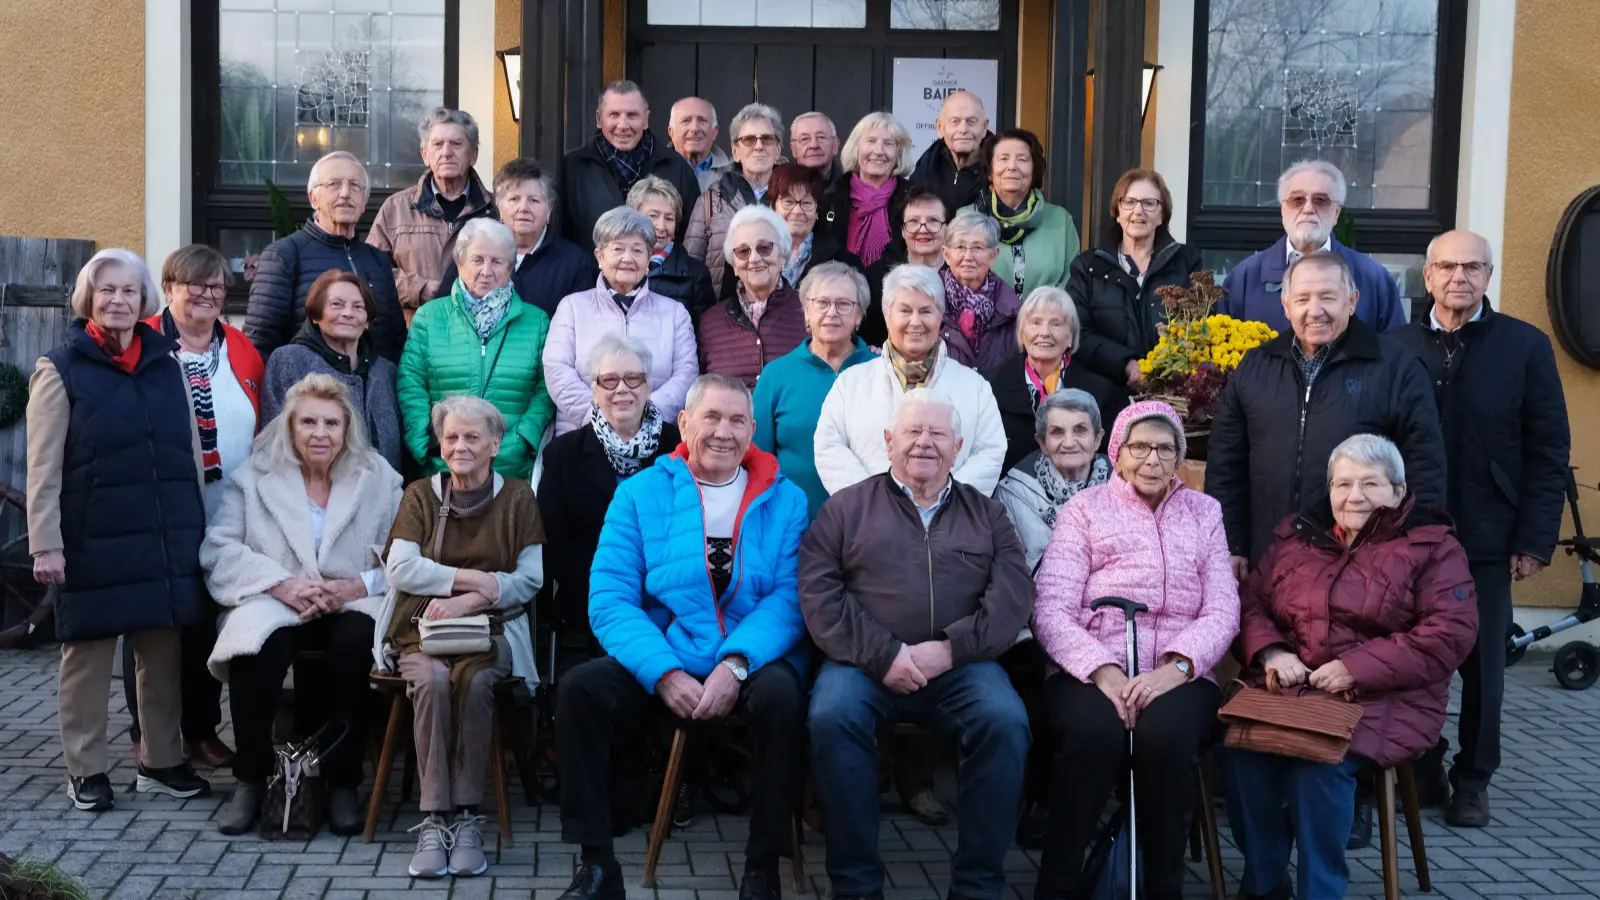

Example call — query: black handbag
[259,721,349,841]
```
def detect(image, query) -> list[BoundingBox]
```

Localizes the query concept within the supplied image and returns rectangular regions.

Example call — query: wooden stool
[1188,756,1227,900]
[362,671,529,845]
[643,726,808,893]
[1378,760,1431,899]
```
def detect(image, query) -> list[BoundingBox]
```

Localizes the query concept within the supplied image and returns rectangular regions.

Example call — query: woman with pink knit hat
[1031,399,1240,900]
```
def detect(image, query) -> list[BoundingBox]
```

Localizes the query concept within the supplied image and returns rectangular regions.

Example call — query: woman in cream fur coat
[202,373,403,837]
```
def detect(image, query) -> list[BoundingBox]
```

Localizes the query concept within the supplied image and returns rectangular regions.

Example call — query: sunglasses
[595,372,648,390]
[733,241,776,261]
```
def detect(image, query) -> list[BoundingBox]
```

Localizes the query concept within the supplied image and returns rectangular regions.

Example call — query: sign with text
[892,57,999,161]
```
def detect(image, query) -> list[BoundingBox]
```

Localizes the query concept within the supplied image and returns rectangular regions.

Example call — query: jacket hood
[913,136,989,177]
[1107,399,1187,461]
[289,317,373,376]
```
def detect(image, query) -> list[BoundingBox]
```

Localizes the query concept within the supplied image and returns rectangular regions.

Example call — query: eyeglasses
[595,372,648,390]
[808,298,858,315]
[1430,260,1490,279]
[946,243,994,258]
[793,134,833,147]
[183,281,227,297]
[315,178,366,194]
[1123,442,1178,461]
[776,197,818,213]
[905,217,946,233]
[1118,197,1162,212]
[732,241,776,261]
[735,134,780,148]
[1283,193,1335,212]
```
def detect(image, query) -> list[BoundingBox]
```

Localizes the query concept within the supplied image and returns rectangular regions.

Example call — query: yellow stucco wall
[1502,1,1600,607]
[0,1,145,253]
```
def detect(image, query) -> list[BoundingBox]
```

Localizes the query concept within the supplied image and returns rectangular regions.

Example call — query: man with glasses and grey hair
[1217,160,1407,334]
[1391,229,1570,828]
[369,107,495,318]
[245,150,405,362]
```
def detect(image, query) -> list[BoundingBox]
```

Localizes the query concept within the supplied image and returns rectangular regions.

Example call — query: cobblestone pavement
[1,645,1598,900]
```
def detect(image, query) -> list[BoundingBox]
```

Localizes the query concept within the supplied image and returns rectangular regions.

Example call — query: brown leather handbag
[1218,669,1365,764]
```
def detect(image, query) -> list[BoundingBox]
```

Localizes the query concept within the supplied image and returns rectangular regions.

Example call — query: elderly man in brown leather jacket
[800,387,1034,900]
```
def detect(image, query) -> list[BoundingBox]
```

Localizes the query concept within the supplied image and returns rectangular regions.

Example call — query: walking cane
[1091,596,1149,900]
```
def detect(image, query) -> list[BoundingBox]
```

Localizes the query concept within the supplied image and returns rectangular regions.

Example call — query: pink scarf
[848,175,896,267]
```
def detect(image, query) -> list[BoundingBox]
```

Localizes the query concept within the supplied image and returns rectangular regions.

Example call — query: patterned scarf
[1024,355,1071,409]
[983,188,1044,245]
[650,240,673,274]
[885,341,939,391]
[848,175,896,266]
[594,130,655,193]
[453,279,516,342]
[940,267,1003,347]
[1035,452,1111,529]
[589,400,664,477]
[783,233,814,288]
[159,310,224,484]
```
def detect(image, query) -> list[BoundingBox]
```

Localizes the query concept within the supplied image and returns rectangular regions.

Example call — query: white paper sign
[892,58,1000,161]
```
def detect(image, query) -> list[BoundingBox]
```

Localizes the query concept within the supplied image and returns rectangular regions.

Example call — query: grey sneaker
[448,812,489,876]
[407,814,452,878]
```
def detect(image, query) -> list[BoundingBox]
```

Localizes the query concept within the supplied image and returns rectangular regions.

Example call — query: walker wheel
[1552,641,1600,690]
[1507,623,1528,666]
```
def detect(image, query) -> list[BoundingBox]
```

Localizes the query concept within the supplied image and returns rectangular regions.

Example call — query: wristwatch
[722,659,749,682]
[1173,658,1194,679]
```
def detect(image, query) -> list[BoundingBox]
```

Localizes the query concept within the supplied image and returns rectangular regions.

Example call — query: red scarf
[1024,354,1071,400]
[85,321,142,373]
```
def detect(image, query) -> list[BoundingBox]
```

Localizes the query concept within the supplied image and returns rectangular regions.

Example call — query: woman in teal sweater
[959,128,1080,298]
[752,262,877,519]
[398,218,555,479]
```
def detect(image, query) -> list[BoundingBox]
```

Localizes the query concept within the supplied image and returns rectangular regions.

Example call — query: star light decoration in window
[295,49,372,128]
[1282,68,1357,150]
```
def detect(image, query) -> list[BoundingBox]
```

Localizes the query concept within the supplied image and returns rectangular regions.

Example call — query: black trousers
[227,612,375,787]
[1449,559,1513,791]
[1039,674,1220,900]
[1002,640,1055,805]
[557,656,803,864]
[121,605,223,745]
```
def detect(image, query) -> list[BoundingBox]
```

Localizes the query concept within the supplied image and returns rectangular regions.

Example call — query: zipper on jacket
[925,528,935,637]
[1293,378,1312,508]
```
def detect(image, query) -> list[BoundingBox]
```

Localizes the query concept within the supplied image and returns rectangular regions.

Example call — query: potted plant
[1136,270,1277,462]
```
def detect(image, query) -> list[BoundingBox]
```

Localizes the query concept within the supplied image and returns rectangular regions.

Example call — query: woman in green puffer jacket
[398,218,555,479]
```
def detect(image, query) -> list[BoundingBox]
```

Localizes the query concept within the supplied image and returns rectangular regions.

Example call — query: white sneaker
[448,812,489,876]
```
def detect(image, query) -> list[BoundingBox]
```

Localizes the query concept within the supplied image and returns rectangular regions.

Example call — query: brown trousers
[59,629,184,776]
[397,636,511,812]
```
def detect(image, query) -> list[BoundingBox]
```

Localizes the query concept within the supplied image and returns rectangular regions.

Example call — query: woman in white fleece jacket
[813,264,1007,496]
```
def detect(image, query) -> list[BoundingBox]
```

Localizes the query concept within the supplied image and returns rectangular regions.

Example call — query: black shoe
[1446,787,1491,828]
[1414,742,1451,808]
[327,786,362,836]
[835,894,884,900]
[136,762,211,799]
[671,780,695,829]
[558,859,626,900]
[739,868,780,900]
[1346,797,1372,850]
[218,782,265,835]
[1235,875,1294,900]
[67,774,115,812]
[1015,801,1049,850]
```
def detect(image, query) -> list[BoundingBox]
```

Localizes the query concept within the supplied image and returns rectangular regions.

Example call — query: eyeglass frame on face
[182,281,227,298]
[1123,441,1179,461]
[776,196,818,214]
[945,242,995,258]
[315,178,367,195]
[807,297,857,315]
[595,371,648,390]
[1117,197,1162,212]
[732,240,777,262]
[1282,192,1335,213]
[905,216,946,234]
[1429,259,1491,279]
[736,132,780,149]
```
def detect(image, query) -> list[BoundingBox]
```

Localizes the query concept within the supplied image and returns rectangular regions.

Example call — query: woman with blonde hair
[818,112,914,268]
[202,373,402,836]
[28,249,210,812]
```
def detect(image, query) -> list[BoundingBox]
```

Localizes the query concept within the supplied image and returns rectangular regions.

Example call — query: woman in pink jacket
[1032,400,1239,900]
[543,206,700,436]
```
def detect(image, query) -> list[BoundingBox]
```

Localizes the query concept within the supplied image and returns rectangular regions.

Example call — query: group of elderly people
[24,80,1568,900]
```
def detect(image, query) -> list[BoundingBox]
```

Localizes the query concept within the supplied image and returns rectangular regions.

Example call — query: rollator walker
[1506,467,1600,690]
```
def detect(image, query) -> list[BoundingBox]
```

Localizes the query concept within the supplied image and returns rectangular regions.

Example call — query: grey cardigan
[261,345,404,472]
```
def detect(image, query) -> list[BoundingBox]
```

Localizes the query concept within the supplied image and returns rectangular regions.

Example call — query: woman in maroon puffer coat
[1218,433,1478,900]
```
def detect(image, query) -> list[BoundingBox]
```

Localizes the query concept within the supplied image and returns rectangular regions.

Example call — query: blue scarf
[453,279,516,341]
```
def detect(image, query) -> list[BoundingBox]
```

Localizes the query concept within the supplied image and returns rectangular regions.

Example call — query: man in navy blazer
[1218,160,1408,334]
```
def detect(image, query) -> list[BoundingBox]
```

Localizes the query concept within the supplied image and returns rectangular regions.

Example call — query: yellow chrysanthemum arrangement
[1136,270,1276,430]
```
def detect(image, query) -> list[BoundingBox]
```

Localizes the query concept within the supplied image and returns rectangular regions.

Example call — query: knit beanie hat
[1106,399,1187,462]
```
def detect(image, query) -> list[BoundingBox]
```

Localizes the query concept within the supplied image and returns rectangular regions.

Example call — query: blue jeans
[1217,747,1363,900]
[808,660,1030,900]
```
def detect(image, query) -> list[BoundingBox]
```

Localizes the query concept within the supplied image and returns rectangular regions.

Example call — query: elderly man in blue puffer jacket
[555,372,809,900]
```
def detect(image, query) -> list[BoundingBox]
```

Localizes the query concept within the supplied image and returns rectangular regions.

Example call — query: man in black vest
[909,90,991,213]
[560,80,699,252]
[1393,229,1571,828]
